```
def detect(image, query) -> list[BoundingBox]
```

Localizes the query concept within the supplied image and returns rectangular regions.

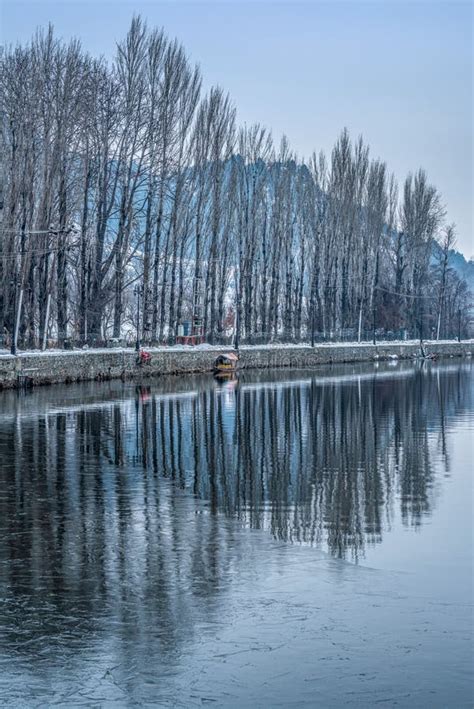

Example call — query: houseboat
[213,352,239,375]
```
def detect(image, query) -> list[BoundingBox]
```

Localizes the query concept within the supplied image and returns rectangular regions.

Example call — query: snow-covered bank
[0,340,472,389]
[0,338,470,359]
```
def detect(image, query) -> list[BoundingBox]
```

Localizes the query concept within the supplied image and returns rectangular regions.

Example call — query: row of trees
[0,19,471,349]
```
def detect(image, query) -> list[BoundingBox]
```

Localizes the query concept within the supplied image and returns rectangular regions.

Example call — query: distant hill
[431,241,474,294]
[448,250,474,293]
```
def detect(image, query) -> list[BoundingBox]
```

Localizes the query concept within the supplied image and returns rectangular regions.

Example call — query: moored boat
[213,352,239,374]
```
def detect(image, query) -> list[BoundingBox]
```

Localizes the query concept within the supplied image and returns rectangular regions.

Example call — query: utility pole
[372,303,376,346]
[458,308,461,343]
[9,225,24,355]
[14,287,23,354]
[192,263,204,345]
[10,275,16,355]
[10,272,18,355]
[134,284,142,352]
[372,253,379,346]
[310,286,316,348]
[234,304,240,351]
[41,294,51,351]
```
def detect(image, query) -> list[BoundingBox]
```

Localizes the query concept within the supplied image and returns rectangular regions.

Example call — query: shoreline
[0,340,472,390]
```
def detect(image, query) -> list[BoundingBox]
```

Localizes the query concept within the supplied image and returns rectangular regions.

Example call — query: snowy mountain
[448,250,474,293]
[431,242,474,294]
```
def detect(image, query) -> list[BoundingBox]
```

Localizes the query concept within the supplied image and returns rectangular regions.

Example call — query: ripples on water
[0,360,472,706]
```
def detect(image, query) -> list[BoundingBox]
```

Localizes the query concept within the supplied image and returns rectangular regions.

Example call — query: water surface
[0,360,472,706]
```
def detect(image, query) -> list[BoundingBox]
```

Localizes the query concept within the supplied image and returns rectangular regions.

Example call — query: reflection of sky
[367,426,473,604]
[104,364,472,563]
[2,0,472,255]
[1,362,472,567]
[0,364,472,705]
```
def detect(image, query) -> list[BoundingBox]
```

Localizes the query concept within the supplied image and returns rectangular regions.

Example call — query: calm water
[0,361,472,707]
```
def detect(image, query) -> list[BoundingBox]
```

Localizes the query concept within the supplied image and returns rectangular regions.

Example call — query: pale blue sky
[1,0,472,256]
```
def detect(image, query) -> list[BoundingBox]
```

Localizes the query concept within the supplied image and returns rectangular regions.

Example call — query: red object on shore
[175,335,204,346]
[138,350,151,364]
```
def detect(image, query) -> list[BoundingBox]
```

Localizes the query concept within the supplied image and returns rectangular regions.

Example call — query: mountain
[448,250,474,293]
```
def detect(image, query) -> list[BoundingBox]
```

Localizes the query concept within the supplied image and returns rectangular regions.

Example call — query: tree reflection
[183,362,471,559]
[0,361,471,690]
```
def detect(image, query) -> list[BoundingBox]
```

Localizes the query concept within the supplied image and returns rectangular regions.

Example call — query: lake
[0,360,472,707]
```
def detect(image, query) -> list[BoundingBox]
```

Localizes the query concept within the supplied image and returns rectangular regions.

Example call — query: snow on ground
[0,344,222,358]
[238,339,473,349]
[0,339,471,358]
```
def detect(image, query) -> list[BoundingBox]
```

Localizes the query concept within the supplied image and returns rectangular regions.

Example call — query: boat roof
[216,352,239,361]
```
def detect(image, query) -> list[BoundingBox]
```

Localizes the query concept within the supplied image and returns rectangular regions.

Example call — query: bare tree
[0,19,470,350]
[435,223,456,339]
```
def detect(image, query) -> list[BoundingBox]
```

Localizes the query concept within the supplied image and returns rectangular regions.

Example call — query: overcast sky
[1,0,472,256]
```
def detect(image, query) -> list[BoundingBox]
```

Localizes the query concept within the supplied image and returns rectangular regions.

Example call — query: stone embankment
[0,341,472,389]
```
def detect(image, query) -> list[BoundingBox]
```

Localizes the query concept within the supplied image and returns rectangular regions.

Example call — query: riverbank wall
[0,341,472,389]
